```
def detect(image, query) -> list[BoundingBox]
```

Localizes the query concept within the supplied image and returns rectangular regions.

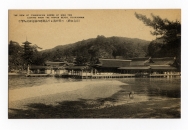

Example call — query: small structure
[118,66,150,77]
[22,40,32,54]
[145,57,176,66]
[145,57,179,77]
[119,57,151,76]
[93,59,131,74]
[92,57,180,78]
[129,57,150,66]
[26,65,53,77]
[26,57,180,78]
[149,65,179,77]
[45,61,70,76]
[45,61,70,67]
[63,66,90,78]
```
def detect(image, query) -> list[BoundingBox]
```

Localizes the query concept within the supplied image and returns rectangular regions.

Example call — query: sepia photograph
[8,9,181,119]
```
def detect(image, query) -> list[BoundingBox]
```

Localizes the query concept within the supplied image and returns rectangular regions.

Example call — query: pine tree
[135,12,181,66]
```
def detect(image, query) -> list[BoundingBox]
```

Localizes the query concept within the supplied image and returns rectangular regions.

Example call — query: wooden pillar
[86,70,87,79]
[27,65,30,74]
[170,71,172,78]
[167,71,169,78]
[91,69,93,76]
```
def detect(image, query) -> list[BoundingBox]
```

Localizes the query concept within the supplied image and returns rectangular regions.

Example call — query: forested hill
[9,13,181,69]
[40,35,150,63]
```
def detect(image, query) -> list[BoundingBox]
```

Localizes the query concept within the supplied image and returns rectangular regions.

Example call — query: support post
[27,65,30,74]
[86,70,87,79]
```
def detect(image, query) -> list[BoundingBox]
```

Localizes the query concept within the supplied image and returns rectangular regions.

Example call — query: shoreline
[8,80,181,118]
[9,80,126,109]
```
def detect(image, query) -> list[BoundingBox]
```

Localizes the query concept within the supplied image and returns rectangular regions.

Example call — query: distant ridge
[40,36,150,62]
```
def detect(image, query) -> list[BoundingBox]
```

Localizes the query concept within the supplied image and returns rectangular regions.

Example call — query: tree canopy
[135,12,181,66]
[39,36,150,64]
[135,12,181,42]
[8,40,44,71]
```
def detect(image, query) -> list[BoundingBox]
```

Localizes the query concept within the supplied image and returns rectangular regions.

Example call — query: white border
[1,0,188,130]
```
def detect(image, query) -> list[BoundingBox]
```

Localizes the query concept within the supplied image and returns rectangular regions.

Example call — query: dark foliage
[8,36,150,70]
[8,40,44,71]
[135,12,181,66]
[39,36,150,64]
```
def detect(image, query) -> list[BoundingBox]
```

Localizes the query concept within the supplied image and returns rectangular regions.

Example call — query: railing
[150,73,180,77]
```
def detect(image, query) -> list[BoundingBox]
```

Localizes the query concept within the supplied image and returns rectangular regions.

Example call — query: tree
[9,40,24,71]
[135,13,181,41]
[21,41,43,65]
[135,12,181,65]
[75,56,88,65]
[9,41,22,55]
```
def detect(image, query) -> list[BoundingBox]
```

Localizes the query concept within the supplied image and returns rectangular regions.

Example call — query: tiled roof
[99,59,131,67]
[30,66,66,69]
[150,66,177,70]
[145,57,175,65]
[118,66,150,70]
[45,61,68,64]
[127,57,150,66]
[30,66,49,69]
[22,41,32,44]
[65,66,89,70]
[45,61,69,67]
[118,65,177,70]
[130,61,148,66]
[128,57,150,61]
[99,59,131,62]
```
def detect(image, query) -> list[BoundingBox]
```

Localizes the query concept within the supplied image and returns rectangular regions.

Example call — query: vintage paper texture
[8,9,181,119]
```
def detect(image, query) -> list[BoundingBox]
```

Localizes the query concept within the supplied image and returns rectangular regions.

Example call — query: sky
[9,9,181,50]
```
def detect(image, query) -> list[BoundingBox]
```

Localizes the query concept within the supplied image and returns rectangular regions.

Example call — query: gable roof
[65,66,89,70]
[30,66,49,69]
[118,65,177,70]
[98,59,131,68]
[22,41,32,44]
[145,57,175,65]
[127,57,150,66]
[118,66,150,70]
[150,65,177,70]
[128,57,150,61]
[45,61,69,66]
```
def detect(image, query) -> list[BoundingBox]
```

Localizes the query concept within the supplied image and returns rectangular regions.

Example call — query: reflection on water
[8,75,82,89]
[9,76,180,99]
[118,78,180,98]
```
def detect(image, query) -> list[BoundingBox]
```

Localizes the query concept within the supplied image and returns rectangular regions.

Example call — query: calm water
[8,76,181,98]
[118,78,181,98]
[8,76,82,89]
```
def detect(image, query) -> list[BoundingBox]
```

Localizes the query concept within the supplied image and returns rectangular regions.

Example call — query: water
[118,78,181,98]
[9,76,181,99]
[8,75,82,89]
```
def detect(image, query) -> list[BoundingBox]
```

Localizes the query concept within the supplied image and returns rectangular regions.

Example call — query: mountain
[39,35,150,64]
